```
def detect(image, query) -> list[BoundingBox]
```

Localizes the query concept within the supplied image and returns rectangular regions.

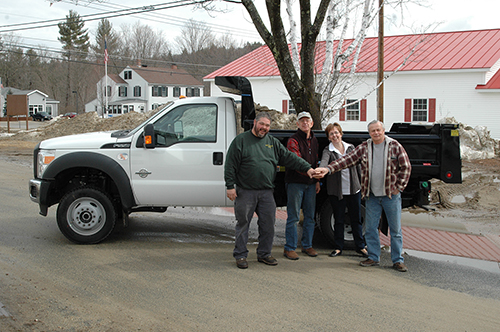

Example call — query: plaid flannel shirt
[326,136,411,199]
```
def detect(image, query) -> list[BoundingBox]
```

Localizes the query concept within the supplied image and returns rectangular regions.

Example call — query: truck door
[130,103,227,206]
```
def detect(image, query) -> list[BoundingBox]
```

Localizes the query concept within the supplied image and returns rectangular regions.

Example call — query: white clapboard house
[204,29,500,139]
[86,63,204,117]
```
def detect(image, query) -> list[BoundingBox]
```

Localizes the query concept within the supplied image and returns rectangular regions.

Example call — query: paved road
[0,157,499,331]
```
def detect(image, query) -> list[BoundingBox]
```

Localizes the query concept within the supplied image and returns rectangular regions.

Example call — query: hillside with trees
[0,12,261,115]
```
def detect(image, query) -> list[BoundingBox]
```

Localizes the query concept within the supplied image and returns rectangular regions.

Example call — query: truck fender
[43,152,135,211]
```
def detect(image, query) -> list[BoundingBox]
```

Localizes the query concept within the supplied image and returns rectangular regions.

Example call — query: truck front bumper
[29,178,49,216]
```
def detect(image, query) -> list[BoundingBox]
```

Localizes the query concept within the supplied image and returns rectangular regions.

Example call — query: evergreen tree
[92,19,120,63]
[58,10,90,60]
[58,10,89,112]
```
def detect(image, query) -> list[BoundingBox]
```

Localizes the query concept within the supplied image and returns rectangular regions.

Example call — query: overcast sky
[1,0,499,53]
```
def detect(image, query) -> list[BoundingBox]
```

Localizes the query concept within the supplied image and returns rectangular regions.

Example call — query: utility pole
[377,0,384,122]
[72,90,78,113]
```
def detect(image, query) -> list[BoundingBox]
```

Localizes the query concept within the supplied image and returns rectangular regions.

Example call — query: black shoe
[236,258,248,269]
[329,250,342,257]
[355,248,369,258]
[257,256,278,266]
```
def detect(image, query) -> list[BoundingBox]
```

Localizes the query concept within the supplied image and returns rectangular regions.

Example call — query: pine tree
[92,19,120,63]
[58,10,89,112]
[58,10,90,60]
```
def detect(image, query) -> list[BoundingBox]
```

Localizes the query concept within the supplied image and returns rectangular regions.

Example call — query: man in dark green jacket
[225,112,316,269]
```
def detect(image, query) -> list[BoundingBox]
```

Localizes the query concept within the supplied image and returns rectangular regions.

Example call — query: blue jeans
[365,192,404,264]
[285,183,316,251]
[233,188,276,259]
[329,192,365,251]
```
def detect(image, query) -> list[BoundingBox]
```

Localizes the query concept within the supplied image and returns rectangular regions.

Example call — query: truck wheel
[57,187,116,244]
[319,201,365,247]
[319,202,339,246]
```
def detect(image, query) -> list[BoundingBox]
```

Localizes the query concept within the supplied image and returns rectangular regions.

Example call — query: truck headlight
[37,149,56,178]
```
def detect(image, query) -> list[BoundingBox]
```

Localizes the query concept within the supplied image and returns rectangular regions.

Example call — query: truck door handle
[213,152,223,165]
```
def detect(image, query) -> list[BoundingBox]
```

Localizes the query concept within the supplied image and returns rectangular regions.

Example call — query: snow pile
[437,117,499,160]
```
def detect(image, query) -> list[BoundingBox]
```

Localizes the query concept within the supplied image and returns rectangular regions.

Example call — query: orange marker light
[44,156,55,164]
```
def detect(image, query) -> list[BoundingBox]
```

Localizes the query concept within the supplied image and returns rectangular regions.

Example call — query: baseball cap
[297,112,312,120]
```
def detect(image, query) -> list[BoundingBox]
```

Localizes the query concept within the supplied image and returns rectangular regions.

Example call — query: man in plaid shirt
[315,120,411,272]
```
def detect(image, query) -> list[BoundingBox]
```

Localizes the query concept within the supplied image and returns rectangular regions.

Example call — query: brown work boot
[301,247,318,257]
[236,258,248,269]
[257,256,278,266]
[284,250,299,260]
[359,259,380,267]
[393,262,408,272]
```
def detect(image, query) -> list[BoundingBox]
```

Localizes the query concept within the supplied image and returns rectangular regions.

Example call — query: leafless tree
[174,19,216,54]
[120,22,170,65]
[241,0,423,128]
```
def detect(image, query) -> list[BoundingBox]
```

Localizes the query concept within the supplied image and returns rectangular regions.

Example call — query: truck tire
[56,187,116,244]
[318,201,365,248]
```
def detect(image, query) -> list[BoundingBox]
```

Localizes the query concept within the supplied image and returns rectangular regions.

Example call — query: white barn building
[204,29,500,139]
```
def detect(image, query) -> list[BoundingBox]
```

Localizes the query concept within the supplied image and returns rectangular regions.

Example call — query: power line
[0,0,259,39]
[3,41,224,70]
[0,0,209,33]
[72,0,258,38]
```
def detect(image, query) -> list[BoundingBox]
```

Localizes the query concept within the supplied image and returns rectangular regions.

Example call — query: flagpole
[104,36,108,118]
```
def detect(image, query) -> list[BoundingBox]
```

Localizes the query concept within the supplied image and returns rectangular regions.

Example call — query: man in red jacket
[284,112,320,260]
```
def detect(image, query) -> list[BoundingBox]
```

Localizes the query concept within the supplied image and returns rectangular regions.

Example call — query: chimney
[171,64,178,70]
[136,59,142,67]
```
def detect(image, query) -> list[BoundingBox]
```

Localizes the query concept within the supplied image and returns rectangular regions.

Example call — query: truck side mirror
[144,123,156,149]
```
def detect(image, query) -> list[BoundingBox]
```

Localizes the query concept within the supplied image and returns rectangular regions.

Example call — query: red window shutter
[428,98,436,122]
[339,101,346,121]
[360,99,367,121]
[404,99,412,122]
[282,100,288,114]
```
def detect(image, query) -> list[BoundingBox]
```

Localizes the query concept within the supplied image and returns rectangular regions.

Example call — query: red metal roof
[476,69,500,89]
[205,29,500,79]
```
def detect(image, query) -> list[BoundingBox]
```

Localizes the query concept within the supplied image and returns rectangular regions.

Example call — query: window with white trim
[412,99,427,121]
[288,100,296,115]
[152,86,168,97]
[118,86,127,97]
[173,86,181,97]
[124,71,132,79]
[133,86,141,97]
[185,87,200,97]
[346,99,359,120]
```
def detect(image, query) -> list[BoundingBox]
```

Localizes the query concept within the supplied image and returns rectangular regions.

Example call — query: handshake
[307,167,330,179]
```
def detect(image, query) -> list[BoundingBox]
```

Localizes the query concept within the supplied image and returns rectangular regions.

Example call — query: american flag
[104,39,109,64]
